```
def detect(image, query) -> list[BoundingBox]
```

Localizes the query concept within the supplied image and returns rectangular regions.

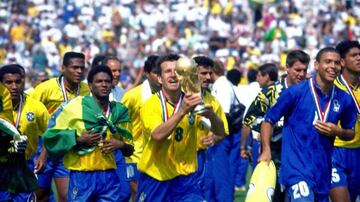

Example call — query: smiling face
[315,51,341,83]
[158,60,179,92]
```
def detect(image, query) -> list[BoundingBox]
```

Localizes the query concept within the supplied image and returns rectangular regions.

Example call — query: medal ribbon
[309,78,334,122]
[60,76,80,102]
[15,94,23,129]
[158,89,183,122]
[340,75,360,113]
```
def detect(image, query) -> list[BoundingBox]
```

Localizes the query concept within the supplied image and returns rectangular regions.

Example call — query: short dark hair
[247,69,258,83]
[87,65,113,83]
[286,50,310,67]
[0,64,25,80]
[258,63,278,82]
[91,54,106,68]
[63,52,85,66]
[155,54,180,76]
[102,56,121,66]
[144,55,159,73]
[335,40,360,58]
[193,56,214,69]
[315,47,339,62]
[227,69,242,85]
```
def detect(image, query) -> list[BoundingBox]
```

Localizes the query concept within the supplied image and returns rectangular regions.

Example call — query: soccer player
[0,64,50,201]
[42,65,132,201]
[193,55,228,200]
[330,40,360,202]
[241,50,310,201]
[258,47,357,202]
[136,54,226,201]
[121,55,160,201]
[32,52,90,202]
[101,55,132,201]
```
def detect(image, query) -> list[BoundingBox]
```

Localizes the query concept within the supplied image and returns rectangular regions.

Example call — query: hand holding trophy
[175,56,206,114]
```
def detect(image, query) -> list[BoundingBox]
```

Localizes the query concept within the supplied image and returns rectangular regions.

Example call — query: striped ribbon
[15,94,23,129]
[59,76,80,102]
[158,89,183,123]
[309,78,335,122]
[339,75,360,113]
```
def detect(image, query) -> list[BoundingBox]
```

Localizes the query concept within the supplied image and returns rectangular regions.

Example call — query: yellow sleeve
[36,101,50,136]
[140,96,162,141]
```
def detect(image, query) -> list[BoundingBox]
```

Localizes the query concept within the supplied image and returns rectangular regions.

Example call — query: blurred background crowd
[0,0,359,89]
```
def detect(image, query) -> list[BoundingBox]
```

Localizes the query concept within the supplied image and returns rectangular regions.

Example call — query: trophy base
[193,104,207,113]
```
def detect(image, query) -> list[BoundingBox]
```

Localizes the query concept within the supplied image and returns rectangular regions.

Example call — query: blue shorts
[37,157,69,188]
[0,192,35,202]
[136,172,203,202]
[331,147,360,201]
[114,150,131,201]
[68,169,120,202]
[193,150,206,190]
[0,156,36,202]
[125,163,139,181]
[286,181,329,202]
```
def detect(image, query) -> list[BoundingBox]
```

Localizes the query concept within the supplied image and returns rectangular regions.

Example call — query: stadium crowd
[0,0,360,202]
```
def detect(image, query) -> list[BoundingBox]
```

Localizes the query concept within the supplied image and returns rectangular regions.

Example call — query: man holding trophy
[137,54,226,201]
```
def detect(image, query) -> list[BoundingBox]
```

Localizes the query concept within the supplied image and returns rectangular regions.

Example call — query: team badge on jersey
[175,127,183,141]
[26,112,35,121]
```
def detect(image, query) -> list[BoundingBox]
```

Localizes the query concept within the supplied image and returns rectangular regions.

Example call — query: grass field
[234,165,252,202]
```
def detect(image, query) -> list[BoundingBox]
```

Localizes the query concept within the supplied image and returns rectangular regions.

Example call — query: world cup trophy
[175,56,206,113]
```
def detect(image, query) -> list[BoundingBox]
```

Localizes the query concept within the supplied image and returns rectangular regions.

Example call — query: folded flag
[43,96,132,157]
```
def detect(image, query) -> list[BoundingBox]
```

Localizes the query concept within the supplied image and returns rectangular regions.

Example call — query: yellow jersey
[15,95,50,159]
[31,77,90,115]
[51,96,130,171]
[138,94,200,181]
[197,91,228,150]
[0,84,14,124]
[334,76,360,148]
[121,83,148,163]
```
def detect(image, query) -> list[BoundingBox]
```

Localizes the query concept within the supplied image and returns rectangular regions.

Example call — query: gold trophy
[175,56,206,113]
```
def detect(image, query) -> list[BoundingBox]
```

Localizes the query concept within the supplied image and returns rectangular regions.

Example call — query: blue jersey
[264,78,356,194]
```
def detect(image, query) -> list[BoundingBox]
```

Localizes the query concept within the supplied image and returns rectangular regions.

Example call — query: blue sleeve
[339,97,357,130]
[264,88,295,125]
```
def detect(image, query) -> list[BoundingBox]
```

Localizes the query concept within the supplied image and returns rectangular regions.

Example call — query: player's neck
[95,96,109,112]
[12,98,20,110]
[150,84,161,94]
[315,74,333,94]
[163,88,181,105]
[342,69,360,88]
[63,76,79,92]
[285,76,294,87]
